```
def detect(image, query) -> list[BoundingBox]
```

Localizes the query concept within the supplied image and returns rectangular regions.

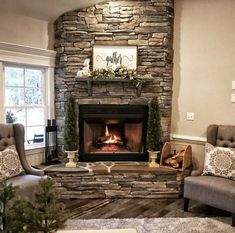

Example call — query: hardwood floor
[62,198,231,219]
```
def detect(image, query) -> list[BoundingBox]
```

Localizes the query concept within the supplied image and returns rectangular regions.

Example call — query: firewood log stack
[163,150,185,169]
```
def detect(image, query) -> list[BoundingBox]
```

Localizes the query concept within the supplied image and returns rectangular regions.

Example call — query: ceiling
[0,0,104,22]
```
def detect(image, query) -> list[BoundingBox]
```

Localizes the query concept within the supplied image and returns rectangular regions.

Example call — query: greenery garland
[88,66,149,87]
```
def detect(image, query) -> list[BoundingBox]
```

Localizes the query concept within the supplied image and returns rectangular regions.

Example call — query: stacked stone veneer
[45,163,189,199]
[54,0,174,151]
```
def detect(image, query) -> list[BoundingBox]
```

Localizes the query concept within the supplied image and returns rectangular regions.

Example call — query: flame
[104,125,118,144]
[105,125,109,137]
[105,135,117,144]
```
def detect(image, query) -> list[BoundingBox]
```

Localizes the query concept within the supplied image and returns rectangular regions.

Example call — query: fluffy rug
[64,217,234,233]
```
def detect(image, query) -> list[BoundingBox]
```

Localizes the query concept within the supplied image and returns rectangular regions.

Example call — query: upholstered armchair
[184,124,235,226]
[0,123,46,198]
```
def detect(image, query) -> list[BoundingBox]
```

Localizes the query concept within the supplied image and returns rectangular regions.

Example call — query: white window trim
[0,41,56,150]
[0,42,56,67]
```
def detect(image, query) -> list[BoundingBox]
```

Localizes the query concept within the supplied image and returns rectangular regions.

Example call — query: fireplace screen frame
[79,104,149,162]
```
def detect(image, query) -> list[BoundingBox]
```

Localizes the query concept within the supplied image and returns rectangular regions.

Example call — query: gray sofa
[184,124,235,226]
[0,123,46,198]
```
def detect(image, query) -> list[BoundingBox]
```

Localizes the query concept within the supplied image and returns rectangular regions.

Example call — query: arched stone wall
[54,0,174,152]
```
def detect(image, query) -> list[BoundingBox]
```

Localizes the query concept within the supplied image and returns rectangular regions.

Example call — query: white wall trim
[0,41,56,67]
[47,67,55,118]
[0,62,3,122]
[171,134,206,144]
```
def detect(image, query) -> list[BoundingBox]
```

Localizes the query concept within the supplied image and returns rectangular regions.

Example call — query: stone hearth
[45,162,190,199]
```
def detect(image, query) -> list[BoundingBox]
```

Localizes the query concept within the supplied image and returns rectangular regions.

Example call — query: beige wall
[172,0,235,170]
[172,0,235,139]
[0,12,52,49]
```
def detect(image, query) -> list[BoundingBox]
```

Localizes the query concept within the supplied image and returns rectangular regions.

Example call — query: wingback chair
[0,123,46,198]
[184,124,235,226]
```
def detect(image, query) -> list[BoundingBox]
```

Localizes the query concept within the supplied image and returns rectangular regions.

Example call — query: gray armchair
[0,123,46,198]
[184,124,235,226]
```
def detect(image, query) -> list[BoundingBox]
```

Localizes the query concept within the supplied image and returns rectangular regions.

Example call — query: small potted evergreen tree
[64,96,79,167]
[146,96,162,167]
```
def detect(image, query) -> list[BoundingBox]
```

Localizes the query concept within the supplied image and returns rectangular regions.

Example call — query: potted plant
[6,110,17,123]
[146,96,162,167]
[64,96,79,167]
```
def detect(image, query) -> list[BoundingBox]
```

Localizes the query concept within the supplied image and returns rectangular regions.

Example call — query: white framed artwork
[92,45,137,70]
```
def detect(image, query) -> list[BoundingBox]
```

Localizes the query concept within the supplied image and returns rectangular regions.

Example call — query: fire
[105,125,109,137]
[104,125,118,144]
[105,135,118,144]
[95,124,124,151]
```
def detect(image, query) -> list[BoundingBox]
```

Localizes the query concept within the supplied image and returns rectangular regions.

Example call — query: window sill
[25,143,45,155]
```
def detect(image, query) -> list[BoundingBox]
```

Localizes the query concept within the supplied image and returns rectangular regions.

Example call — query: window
[0,41,56,149]
[4,65,46,144]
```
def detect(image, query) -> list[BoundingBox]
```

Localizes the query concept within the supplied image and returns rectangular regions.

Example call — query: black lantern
[45,119,58,164]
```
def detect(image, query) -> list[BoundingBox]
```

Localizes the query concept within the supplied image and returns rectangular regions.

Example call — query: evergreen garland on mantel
[79,65,152,87]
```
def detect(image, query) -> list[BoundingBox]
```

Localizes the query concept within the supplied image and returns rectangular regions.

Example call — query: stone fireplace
[79,104,148,161]
[54,0,174,156]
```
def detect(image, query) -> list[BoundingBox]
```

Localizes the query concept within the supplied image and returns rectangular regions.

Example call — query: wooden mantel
[75,77,154,97]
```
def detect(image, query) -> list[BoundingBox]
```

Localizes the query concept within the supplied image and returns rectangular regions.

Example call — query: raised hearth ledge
[44,162,179,174]
[44,162,190,199]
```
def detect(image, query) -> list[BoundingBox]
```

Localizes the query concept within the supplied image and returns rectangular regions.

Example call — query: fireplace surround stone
[54,0,174,156]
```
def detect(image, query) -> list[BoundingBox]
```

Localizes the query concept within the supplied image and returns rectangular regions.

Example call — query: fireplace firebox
[79,105,148,161]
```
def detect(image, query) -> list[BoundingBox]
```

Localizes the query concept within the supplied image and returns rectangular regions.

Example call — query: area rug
[64,217,234,233]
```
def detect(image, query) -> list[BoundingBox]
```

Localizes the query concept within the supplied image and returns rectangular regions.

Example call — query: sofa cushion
[0,145,24,181]
[202,143,235,181]
[184,175,235,213]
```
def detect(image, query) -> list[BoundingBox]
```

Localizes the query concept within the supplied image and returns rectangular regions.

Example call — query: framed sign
[93,45,137,70]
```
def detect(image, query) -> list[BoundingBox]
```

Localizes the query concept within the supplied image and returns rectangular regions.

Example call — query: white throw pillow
[202,143,235,180]
[0,145,24,181]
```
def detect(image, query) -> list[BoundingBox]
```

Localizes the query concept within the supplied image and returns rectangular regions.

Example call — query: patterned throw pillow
[202,143,235,180]
[0,145,24,181]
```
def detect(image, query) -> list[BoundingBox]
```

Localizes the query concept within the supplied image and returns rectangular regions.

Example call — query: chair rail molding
[171,134,206,145]
[0,41,56,67]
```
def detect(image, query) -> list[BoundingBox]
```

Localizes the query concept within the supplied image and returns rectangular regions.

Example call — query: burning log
[95,125,124,150]
[96,135,123,146]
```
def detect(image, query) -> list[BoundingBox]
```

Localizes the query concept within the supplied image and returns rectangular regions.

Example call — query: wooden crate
[160,142,192,171]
